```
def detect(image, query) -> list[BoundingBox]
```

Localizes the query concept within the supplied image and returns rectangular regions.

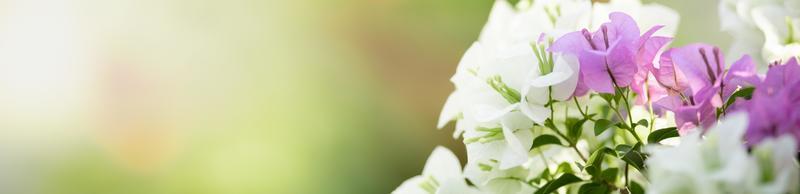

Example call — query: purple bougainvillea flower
[722,55,759,98]
[652,46,756,135]
[756,58,800,97]
[652,49,689,95]
[667,44,726,96]
[743,58,800,147]
[631,63,669,107]
[661,44,758,101]
[550,12,668,94]
[630,26,672,106]
[658,85,720,135]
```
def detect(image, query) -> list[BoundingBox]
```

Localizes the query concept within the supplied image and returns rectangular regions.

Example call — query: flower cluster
[396,0,800,194]
[719,0,800,65]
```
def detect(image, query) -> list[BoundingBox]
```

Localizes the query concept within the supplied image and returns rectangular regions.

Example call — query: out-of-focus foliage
[0,0,729,193]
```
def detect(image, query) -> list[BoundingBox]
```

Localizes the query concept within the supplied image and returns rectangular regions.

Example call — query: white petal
[529,71,569,88]
[478,43,537,89]
[484,178,522,194]
[392,176,427,194]
[479,0,516,46]
[551,54,580,100]
[639,3,680,36]
[436,178,482,194]
[499,123,533,169]
[707,112,748,149]
[438,92,462,129]
[518,82,550,124]
[455,42,483,74]
[423,146,463,182]
[518,100,549,124]
[454,117,478,139]
[469,103,516,123]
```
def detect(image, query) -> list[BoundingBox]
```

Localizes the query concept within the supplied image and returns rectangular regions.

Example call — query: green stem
[612,83,644,145]
[644,79,656,132]
[548,87,588,162]
[573,97,594,121]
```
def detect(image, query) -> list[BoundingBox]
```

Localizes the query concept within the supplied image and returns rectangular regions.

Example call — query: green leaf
[615,122,630,130]
[534,173,583,194]
[629,181,645,194]
[568,118,587,142]
[531,134,564,151]
[556,162,574,174]
[635,119,648,128]
[647,127,679,144]
[724,87,755,108]
[578,182,610,194]
[593,119,614,135]
[585,147,615,177]
[532,168,552,184]
[614,144,633,156]
[599,168,618,183]
[619,143,647,171]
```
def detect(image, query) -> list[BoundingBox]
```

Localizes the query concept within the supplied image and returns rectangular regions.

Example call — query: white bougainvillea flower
[439,41,537,169]
[462,112,534,170]
[519,52,580,123]
[751,5,800,63]
[393,146,482,194]
[719,0,800,64]
[442,3,584,169]
[478,0,592,51]
[463,159,535,194]
[647,113,800,194]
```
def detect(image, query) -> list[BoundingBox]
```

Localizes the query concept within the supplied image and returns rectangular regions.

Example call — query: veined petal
[670,44,722,94]
[605,40,637,87]
[549,31,591,55]
[653,50,689,92]
[579,49,616,93]
[606,12,641,44]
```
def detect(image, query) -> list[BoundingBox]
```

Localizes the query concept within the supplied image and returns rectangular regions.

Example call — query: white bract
[438,0,586,171]
[393,146,481,194]
[646,113,800,194]
[719,0,800,64]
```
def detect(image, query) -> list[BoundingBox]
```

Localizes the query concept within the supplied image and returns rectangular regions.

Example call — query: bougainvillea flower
[743,58,800,148]
[550,12,668,94]
[652,49,690,95]
[665,87,719,135]
[393,147,481,194]
[654,44,759,132]
[631,26,673,105]
[756,57,800,97]
[668,44,726,95]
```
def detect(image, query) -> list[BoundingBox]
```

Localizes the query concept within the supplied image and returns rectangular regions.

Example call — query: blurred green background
[0,0,728,193]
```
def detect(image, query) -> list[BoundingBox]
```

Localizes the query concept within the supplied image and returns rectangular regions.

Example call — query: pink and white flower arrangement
[396,0,799,193]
